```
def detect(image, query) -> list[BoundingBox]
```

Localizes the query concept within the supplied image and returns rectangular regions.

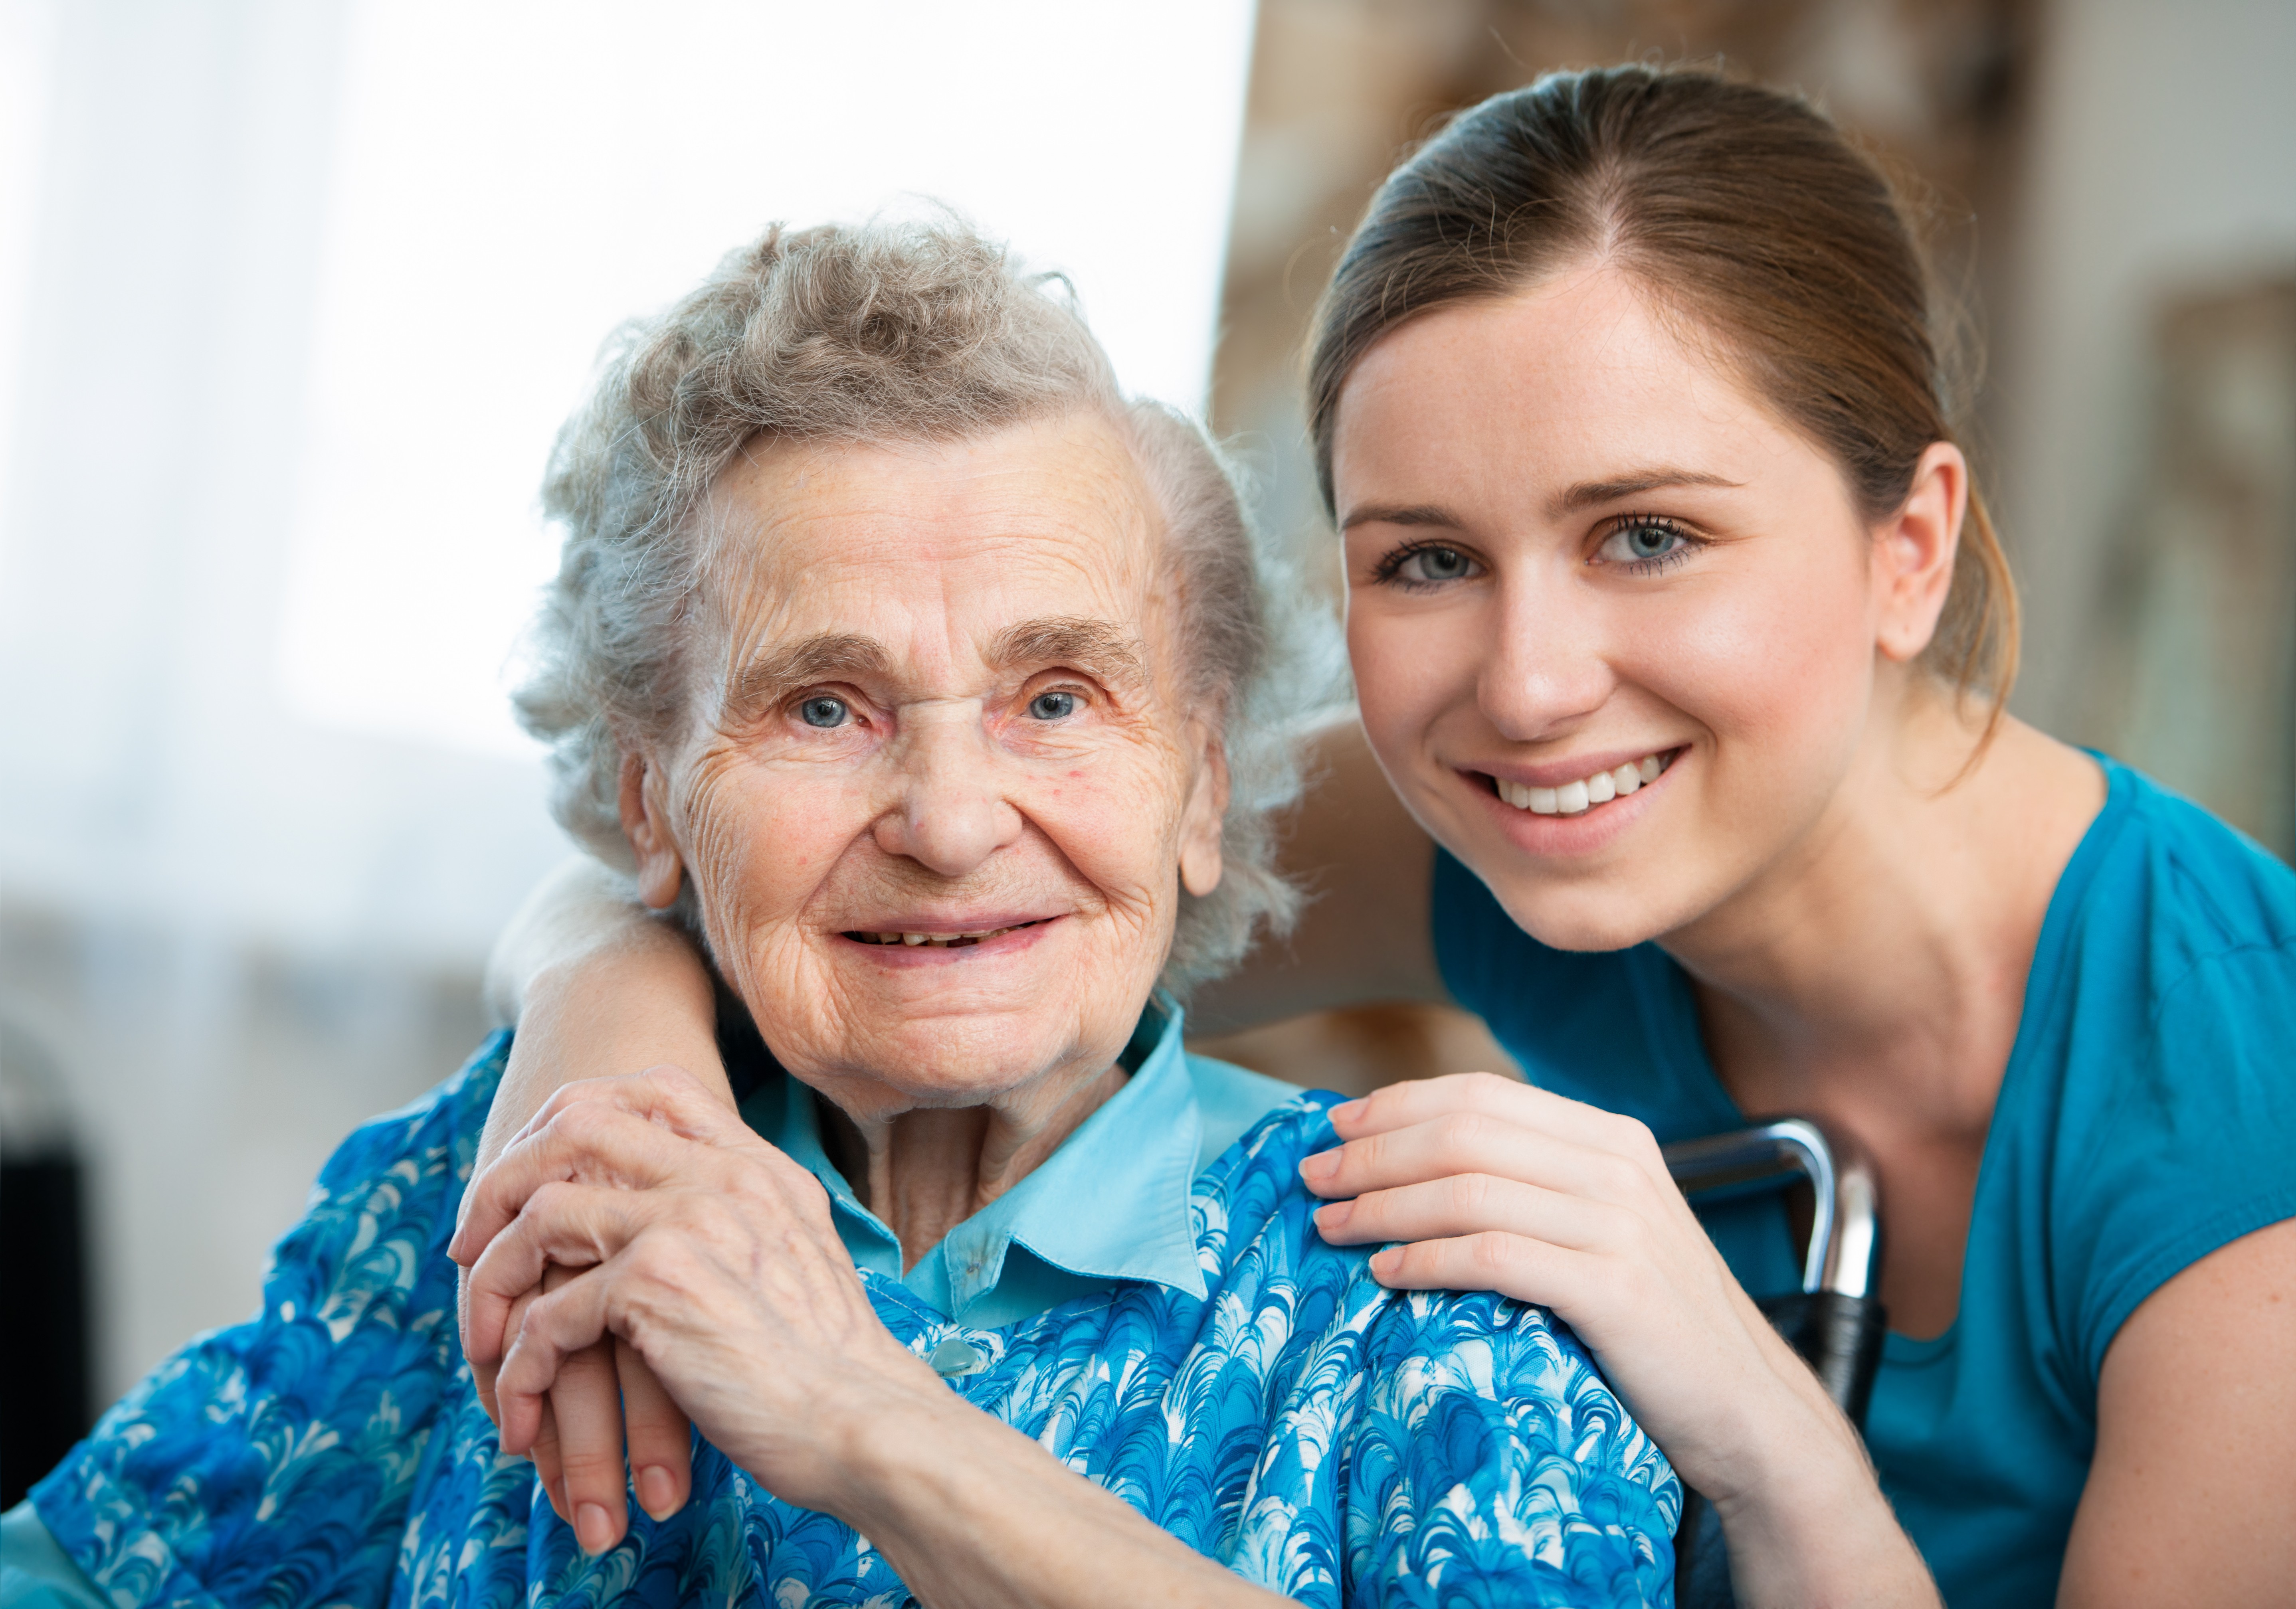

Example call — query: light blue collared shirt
[736,1003,1298,1328]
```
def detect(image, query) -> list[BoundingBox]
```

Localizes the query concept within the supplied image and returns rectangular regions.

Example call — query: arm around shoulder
[480,854,730,1171]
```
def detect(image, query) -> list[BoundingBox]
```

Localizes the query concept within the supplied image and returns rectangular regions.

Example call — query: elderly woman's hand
[453,1069,949,1538]
[451,1069,1294,1608]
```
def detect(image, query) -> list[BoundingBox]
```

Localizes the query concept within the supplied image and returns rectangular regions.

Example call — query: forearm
[833,1393,1289,1609]
[478,858,728,1171]
[1708,1352,1938,1608]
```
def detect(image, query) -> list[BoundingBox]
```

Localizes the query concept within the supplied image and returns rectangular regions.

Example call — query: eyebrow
[989,616,1148,686]
[1551,469,1742,517]
[1338,470,1744,534]
[1338,502,1457,533]
[724,632,890,716]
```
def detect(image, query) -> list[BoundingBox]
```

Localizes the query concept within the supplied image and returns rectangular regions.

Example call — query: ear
[1178,726,1229,899]
[1872,441,1967,664]
[617,749,685,910]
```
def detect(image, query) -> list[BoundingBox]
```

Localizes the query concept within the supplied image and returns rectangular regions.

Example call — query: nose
[1476,572,1617,743]
[871,704,1025,877]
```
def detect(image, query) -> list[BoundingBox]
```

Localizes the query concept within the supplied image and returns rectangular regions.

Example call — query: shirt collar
[736,999,1207,1322]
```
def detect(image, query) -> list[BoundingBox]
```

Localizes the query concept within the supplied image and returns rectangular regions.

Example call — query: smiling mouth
[843,918,1053,949]
[1480,747,1683,817]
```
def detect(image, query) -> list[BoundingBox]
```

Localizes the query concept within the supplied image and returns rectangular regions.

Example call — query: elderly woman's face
[623,413,1225,1120]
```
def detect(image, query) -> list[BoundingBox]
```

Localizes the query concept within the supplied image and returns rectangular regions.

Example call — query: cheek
[1344,593,1478,757]
[1021,743,1191,911]
[677,752,859,936]
[1649,540,1878,768]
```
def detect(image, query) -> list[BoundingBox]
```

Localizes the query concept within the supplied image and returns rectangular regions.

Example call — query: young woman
[470,68,2296,1607]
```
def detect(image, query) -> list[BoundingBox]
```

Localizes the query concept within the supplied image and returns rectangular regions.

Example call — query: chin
[1484,876,1690,955]
[820,1008,1085,1105]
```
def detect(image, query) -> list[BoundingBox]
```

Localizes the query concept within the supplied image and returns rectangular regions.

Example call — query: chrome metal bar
[1661,1117,1880,1299]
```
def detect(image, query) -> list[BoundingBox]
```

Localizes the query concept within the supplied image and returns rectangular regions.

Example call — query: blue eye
[1028,690,1079,721]
[1598,518,1695,568]
[798,695,849,728]
[1395,545,1476,583]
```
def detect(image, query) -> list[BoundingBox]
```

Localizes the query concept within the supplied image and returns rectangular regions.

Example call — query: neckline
[1647,755,2134,1344]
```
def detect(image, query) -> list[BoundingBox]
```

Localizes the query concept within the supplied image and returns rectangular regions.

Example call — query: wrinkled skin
[456,411,1237,1568]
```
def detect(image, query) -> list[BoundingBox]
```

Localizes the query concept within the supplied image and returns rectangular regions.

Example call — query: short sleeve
[28,1035,507,1609]
[2056,943,2296,1384]
[1340,1294,1678,1607]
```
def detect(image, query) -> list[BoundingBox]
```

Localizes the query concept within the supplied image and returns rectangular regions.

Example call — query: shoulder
[2075,761,2296,982]
[1184,1097,1680,1588]
[2027,765,2296,1379]
[1183,1050,1308,1164]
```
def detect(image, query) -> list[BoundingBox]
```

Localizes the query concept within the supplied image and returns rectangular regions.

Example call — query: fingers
[550,1335,635,1555]
[449,1089,697,1268]
[1368,1229,1605,1312]
[529,1395,567,1520]
[464,1182,655,1368]
[497,1263,618,1453]
[1312,1171,1620,1255]
[1334,1072,1630,1145]
[1300,1107,1657,1210]
[616,1340,692,1521]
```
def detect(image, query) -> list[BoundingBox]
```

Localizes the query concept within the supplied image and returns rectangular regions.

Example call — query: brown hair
[1306,64,2018,728]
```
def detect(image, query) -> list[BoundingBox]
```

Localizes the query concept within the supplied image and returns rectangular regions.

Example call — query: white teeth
[903,933,926,945]
[1495,751,1674,817]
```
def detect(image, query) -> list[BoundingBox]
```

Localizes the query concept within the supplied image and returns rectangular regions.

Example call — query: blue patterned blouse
[28,1032,1678,1607]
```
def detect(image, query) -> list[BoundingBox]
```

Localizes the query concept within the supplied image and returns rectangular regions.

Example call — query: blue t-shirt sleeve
[1337,1293,1679,1607]
[28,1035,507,1609]
[2053,939,2296,1384]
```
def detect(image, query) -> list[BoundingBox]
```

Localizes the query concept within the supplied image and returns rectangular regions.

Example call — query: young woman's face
[1332,266,1901,951]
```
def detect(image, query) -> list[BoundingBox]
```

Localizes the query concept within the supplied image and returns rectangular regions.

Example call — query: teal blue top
[1432,755,2296,1607]
[735,1000,1300,1326]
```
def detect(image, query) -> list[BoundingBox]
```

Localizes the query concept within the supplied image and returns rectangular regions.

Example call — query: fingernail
[1298,1148,1338,1184]
[1368,1247,1399,1282]
[635,1465,679,1520]
[1330,1098,1365,1124]
[575,1502,617,1556]
[1313,1200,1352,1234]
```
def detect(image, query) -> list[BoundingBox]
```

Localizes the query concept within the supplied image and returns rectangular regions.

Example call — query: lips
[1483,747,1682,817]
[840,917,1055,949]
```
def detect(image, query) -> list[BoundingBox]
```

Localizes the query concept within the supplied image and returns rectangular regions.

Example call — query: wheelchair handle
[1661,1116,1881,1299]
[1661,1118,1888,1609]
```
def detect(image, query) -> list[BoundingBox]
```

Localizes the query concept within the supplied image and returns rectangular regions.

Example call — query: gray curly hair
[515,218,1330,992]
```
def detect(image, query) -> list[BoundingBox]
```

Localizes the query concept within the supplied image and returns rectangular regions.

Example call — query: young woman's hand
[1301,1072,1939,1608]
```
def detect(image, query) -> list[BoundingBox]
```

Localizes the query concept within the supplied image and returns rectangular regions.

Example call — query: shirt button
[928,1337,986,1378]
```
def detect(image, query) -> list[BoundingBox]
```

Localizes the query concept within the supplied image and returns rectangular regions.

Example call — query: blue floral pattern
[34,1034,1676,1607]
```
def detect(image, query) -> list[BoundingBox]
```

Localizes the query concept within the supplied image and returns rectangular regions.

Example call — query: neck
[1661,686,2105,1134]
[817,1061,1129,1271]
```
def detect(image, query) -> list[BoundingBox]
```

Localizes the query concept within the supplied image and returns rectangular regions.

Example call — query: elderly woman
[8,222,1676,1608]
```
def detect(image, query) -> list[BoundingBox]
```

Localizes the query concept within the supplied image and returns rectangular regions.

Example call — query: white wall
[1998,0,2296,732]
[0,0,1255,1403]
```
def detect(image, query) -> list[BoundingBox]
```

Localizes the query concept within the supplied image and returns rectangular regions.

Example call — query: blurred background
[2,0,2291,1501]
